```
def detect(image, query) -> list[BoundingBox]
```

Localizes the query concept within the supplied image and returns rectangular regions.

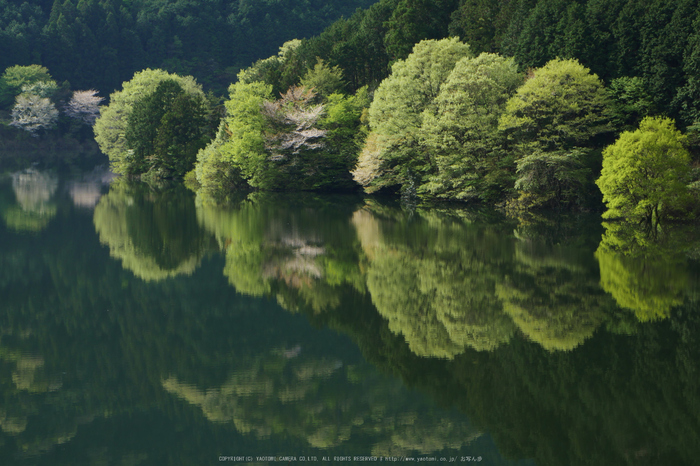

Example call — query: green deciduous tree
[499,58,613,209]
[419,52,523,202]
[0,65,54,109]
[94,69,206,176]
[355,38,473,193]
[596,116,691,225]
[237,39,305,97]
[124,79,208,179]
[300,59,346,98]
[194,81,272,193]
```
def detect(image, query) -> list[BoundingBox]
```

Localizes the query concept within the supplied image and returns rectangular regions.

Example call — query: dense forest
[0,0,376,93]
[3,0,700,218]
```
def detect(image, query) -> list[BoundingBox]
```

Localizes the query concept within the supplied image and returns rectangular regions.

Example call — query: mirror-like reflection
[196,193,366,313]
[1,170,58,232]
[353,205,516,358]
[596,220,696,322]
[163,349,481,455]
[93,181,215,281]
[1,172,699,466]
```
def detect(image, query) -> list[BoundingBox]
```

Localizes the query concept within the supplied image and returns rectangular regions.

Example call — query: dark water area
[0,169,699,466]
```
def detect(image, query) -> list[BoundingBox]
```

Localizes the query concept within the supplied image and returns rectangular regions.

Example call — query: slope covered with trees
[278,0,700,129]
[0,0,377,95]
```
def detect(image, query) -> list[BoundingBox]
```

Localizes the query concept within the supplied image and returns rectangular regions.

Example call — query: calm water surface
[0,169,699,466]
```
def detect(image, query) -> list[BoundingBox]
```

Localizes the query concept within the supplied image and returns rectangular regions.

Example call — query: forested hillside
[0,0,376,94]
[270,0,700,127]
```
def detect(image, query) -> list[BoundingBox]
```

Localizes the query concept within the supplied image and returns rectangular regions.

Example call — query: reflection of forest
[0,195,483,462]
[2,182,700,466]
[196,193,366,313]
[93,181,214,281]
[163,349,480,455]
[353,207,516,358]
[1,170,58,231]
[596,221,697,322]
[353,206,632,355]
[197,195,700,356]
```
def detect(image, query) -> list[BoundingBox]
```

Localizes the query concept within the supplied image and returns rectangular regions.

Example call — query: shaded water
[0,170,699,465]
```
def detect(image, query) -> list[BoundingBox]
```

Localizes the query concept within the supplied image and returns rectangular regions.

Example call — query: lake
[0,169,699,466]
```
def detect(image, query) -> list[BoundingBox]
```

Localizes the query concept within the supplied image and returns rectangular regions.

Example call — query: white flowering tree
[64,90,104,126]
[10,94,59,135]
[261,86,327,160]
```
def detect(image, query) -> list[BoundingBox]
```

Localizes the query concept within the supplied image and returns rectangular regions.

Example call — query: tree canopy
[354,37,473,193]
[93,69,207,177]
[597,116,692,224]
[419,52,523,201]
[499,58,612,209]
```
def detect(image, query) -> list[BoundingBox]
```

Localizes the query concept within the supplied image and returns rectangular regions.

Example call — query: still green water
[1,169,699,466]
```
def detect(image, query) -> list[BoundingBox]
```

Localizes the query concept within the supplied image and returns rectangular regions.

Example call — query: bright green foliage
[420,53,523,201]
[94,69,206,176]
[195,81,272,194]
[0,65,54,108]
[193,125,250,201]
[217,81,271,188]
[316,89,369,189]
[300,59,346,98]
[597,117,691,224]
[196,82,366,194]
[499,58,612,208]
[237,40,304,96]
[124,79,208,179]
[596,226,689,323]
[357,38,473,193]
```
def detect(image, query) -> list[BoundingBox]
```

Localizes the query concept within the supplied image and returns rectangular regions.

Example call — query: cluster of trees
[259,0,700,129]
[8,0,700,218]
[93,68,216,180]
[201,0,698,216]
[210,35,697,217]
[0,64,103,137]
[0,0,375,95]
[192,57,368,194]
[350,38,700,214]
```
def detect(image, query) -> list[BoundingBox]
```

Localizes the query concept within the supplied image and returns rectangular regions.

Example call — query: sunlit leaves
[356,38,473,192]
[94,69,206,176]
[597,116,691,223]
